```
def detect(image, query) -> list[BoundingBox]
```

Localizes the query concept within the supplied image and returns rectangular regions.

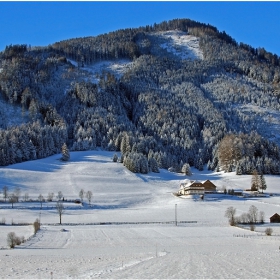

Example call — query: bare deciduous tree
[79,189,84,203]
[24,193,29,202]
[9,193,17,208]
[3,186,8,202]
[47,192,54,202]
[248,205,258,224]
[14,187,21,202]
[225,206,236,226]
[239,213,250,224]
[56,201,65,224]
[86,191,93,205]
[259,211,265,223]
[57,191,63,201]
[38,194,44,209]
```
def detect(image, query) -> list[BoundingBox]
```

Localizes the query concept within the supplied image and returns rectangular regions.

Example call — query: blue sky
[1,1,280,56]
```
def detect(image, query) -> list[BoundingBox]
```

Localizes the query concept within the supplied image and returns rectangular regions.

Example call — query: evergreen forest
[0,18,280,175]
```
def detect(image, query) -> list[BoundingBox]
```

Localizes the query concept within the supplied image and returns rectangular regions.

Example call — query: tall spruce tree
[61,143,70,161]
[259,174,267,193]
[251,169,260,191]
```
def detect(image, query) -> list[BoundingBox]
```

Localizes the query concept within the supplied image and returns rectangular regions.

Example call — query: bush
[7,232,28,249]
[265,227,273,236]
[7,232,17,248]
[15,236,22,246]
[112,154,118,162]
[33,218,41,234]
[250,224,255,231]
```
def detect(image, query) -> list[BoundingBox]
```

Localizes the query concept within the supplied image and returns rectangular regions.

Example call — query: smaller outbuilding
[232,189,243,196]
[270,213,280,223]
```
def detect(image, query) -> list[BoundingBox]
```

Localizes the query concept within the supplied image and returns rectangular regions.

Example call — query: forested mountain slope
[0,18,280,174]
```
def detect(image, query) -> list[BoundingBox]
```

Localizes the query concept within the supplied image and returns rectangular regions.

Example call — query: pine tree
[259,174,267,193]
[181,163,192,176]
[61,143,70,161]
[148,157,159,173]
[251,169,260,191]
[112,154,118,162]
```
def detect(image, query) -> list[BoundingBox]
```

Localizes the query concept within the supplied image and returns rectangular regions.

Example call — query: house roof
[180,180,203,190]
[270,213,280,219]
[201,180,211,184]
[201,180,216,186]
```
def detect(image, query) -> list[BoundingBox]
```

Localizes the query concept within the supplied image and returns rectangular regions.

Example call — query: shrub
[112,154,118,162]
[33,218,41,234]
[265,227,273,236]
[7,232,17,248]
[15,236,22,246]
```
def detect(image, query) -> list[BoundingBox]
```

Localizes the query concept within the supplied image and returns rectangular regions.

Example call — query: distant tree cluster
[78,189,93,205]
[225,205,265,226]
[0,122,67,165]
[216,132,280,174]
[7,231,26,249]
[250,170,267,193]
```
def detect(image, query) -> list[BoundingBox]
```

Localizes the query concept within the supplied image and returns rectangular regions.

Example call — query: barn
[270,213,280,223]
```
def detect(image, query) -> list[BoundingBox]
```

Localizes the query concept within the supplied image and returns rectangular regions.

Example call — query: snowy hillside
[155,30,203,60]
[1,151,280,278]
[68,59,133,83]
[66,30,203,84]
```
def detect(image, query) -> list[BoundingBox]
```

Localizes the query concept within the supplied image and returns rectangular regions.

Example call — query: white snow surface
[67,59,133,83]
[0,151,280,279]
[156,30,203,60]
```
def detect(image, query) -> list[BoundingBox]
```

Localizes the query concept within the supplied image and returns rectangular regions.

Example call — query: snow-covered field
[1,151,280,279]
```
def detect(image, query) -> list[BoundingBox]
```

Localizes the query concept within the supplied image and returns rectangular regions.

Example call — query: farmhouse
[178,180,217,196]
[201,180,217,193]
[179,180,204,195]
[270,213,280,223]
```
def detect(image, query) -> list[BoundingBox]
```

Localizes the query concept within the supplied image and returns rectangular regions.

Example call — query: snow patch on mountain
[66,30,203,83]
[67,59,133,83]
[155,30,203,60]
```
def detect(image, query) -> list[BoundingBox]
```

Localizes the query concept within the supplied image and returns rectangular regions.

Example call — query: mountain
[0,18,280,174]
